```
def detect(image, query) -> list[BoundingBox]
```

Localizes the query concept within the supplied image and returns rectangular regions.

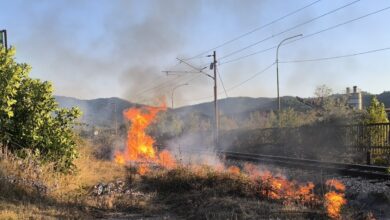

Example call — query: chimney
[353,86,357,93]
[346,87,350,94]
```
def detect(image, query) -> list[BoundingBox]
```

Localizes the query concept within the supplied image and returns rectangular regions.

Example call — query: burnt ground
[86,161,389,220]
[226,159,390,220]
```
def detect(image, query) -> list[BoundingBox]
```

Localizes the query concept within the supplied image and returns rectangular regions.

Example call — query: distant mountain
[55,92,390,127]
[375,91,390,108]
[55,96,139,127]
[173,96,310,118]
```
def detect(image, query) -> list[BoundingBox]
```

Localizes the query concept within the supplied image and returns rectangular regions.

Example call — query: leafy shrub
[0,46,81,171]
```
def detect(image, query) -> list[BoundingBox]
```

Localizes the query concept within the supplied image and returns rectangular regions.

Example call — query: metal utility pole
[175,52,219,148]
[0,29,8,52]
[212,51,219,148]
[171,83,188,108]
[276,34,302,112]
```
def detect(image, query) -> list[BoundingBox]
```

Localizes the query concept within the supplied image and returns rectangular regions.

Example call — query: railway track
[220,151,390,180]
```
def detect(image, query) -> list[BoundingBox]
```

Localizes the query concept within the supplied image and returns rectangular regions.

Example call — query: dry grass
[0,139,126,219]
[0,201,88,220]
[142,165,256,197]
[140,166,327,220]
[0,140,362,219]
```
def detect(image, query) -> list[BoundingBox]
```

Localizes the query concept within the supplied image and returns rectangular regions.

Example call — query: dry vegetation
[0,139,126,219]
[0,139,375,219]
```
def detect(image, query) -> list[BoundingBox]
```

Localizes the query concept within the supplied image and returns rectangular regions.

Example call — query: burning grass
[110,103,352,219]
[0,103,378,219]
[138,164,328,219]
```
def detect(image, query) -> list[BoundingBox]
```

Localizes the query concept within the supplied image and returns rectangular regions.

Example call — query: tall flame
[325,179,347,219]
[114,102,177,172]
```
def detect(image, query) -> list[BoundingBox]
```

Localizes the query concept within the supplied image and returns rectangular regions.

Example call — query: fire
[297,182,316,204]
[138,164,150,175]
[158,150,176,169]
[326,179,346,192]
[243,163,262,179]
[114,105,164,162]
[113,103,349,218]
[325,179,347,219]
[114,102,177,172]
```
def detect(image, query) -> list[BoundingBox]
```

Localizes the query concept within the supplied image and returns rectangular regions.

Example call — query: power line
[218,0,362,60]
[134,75,183,96]
[136,69,212,102]
[134,60,208,99]
[134,75,196,104]
[217,68,228,98]
[280,46,390,63]
[220,5,390,65]
[226,62,275,92]
[187,0,323,60]
[194,46,390,103]
[191,62,275,101]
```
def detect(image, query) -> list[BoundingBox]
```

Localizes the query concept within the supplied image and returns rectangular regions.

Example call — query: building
[346,86,362,110]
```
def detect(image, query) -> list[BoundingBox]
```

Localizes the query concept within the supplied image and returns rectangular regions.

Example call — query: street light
[0,30,8,52]
[276,34,302,112]
[171,83,189,108]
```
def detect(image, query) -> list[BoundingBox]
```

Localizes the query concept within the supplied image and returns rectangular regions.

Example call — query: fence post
[367,126,371,165]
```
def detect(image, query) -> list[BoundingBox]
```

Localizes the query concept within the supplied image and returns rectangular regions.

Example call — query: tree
[0,46,81,171]
[314,84,332,101]
[312,84,360,125]
[365,96,389,124]
[364,96,389,150]
[0,47,28,149]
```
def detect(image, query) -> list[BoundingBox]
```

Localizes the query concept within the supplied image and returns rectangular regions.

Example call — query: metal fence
[219,123,390,164]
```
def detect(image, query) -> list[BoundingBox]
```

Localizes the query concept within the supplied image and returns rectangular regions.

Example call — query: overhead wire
[218,0,362,60]
[134,61,208,99]
[199,46,390,103]
[152,1,350,101]
[217,67,229,98]
[159,2,389,104]
[219,5,390,65]
[280,46,390,63]
[191,62,276,102]
[187,0,323,60]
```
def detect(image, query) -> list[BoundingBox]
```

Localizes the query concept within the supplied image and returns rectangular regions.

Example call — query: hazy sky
[1,0,390,106]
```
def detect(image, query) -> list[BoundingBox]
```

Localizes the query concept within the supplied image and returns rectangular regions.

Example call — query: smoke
[7,0,387,104]
[7,0,271,103]
[164,131,221,167]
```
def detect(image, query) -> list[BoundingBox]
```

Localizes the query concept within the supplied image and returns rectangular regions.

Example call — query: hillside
[55,92,390,127]
[55,96,140,127]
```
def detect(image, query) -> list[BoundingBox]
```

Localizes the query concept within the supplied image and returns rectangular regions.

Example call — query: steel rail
[220,151,390,180]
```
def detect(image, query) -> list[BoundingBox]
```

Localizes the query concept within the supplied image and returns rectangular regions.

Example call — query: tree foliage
[365,96,389,124]
[364,96,389,149]
[0,47,81,171]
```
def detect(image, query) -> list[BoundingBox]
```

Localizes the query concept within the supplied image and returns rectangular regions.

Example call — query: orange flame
[138,164,150,175]
[158,150,176,169]
[114,102,177,170]
[227,165,241,175]
[325,179,347,219]
[113,103,348,216]
[326,179,346,192]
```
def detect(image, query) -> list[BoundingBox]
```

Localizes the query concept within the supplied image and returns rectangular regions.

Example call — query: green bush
[0,46,81,171]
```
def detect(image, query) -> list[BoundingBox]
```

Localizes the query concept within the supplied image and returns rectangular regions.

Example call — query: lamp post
[0,29,8,52]
[171,83,188,108]
[276,34,302,112]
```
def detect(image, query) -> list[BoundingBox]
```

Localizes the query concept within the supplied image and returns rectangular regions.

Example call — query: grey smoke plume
[7,0,386,104]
